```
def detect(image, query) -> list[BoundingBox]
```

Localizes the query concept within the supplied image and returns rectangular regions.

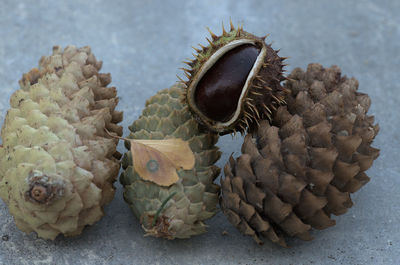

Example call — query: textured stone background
[0,0,399,264]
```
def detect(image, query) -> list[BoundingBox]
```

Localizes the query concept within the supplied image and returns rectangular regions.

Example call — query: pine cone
[0,46,122,240]
[220,64,379,246]
[120,83,221,239]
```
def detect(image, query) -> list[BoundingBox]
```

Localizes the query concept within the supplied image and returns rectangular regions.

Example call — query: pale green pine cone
[0,45,122,240]
[120,83,221,239]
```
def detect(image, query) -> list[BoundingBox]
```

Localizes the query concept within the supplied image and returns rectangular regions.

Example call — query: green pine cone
[0,45,122,240]
[120,83,221,239]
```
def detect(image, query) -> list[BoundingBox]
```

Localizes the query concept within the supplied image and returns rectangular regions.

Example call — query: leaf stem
[152,191,177,227]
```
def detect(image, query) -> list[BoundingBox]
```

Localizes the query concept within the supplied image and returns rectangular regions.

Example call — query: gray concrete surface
[0,0,399,264]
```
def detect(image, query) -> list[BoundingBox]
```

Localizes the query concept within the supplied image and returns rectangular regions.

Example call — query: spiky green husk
[120,83,221,239]
[0,45,122,240]
[182,22,287,134]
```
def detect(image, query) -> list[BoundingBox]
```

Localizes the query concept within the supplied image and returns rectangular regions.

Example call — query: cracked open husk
[181,21,287,135]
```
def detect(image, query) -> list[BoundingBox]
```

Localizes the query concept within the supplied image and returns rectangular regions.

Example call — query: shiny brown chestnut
[180,22,288,134]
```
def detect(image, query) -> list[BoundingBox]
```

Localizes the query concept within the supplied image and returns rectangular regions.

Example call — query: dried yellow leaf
[133,138,195,170]
[130,138,195,187]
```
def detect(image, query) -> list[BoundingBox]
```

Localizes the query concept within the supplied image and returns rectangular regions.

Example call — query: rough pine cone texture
[0,46,122,239]
[220,64,379,246]
[120,84,221,239]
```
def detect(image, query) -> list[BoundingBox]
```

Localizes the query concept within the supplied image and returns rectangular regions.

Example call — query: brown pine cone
[220,63,379,246]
